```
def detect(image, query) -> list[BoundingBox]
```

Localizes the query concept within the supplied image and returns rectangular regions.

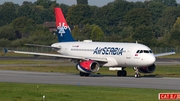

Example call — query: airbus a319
[5,8,175,78]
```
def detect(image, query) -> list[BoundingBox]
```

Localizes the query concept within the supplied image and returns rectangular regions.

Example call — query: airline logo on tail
[55,8,75,42]
[57,22,68,36]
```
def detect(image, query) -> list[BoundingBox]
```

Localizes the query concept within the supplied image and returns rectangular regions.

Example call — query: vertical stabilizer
[55,8,75,42]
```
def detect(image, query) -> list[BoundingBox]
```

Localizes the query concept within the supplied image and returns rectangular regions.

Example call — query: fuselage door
[126,46,133,59]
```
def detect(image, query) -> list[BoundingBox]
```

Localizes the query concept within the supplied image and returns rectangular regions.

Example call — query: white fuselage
[52,41,156,67]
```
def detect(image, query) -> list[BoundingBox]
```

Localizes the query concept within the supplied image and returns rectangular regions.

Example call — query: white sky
[0,0,179,6]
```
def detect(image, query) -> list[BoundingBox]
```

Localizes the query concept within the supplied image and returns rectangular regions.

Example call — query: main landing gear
[80,72,90,77]
[117,70,127,77]
[134,67,140,78]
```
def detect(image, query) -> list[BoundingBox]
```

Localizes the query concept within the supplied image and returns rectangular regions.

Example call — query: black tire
[135,73,140,78]
[135,73,138,78]
[85,73,90,77]
[117,71,122,77]
[80,72,84,76]
[138,74,141,78]
[122,70,127,77]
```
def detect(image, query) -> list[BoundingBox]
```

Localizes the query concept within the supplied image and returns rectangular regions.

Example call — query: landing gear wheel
[117,70,127,77]
[122,70,127,77]
[80,72,90,77]
[85,73,90,77]
[80,72,84,76]
[134,67,141,78]
[134,73,140,78]
[117,71,122,76]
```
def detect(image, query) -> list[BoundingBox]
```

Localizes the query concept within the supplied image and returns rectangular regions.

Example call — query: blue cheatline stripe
[78,64,91,73]
[57,28,76,42]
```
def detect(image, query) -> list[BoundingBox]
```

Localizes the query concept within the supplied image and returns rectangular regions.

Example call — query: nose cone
[148,55,156,65]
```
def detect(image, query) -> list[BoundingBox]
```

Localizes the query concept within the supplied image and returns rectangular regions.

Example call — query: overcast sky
[0,0,179,6]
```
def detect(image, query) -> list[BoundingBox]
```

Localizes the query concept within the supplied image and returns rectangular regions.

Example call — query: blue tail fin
[55,8,76,42]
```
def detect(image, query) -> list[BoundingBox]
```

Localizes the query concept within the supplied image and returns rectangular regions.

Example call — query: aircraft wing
[9,50,108,62]
[154,50,175,57]
[25,44,61,49]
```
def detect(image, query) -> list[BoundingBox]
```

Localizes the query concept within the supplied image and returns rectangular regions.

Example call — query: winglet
[4,48,8,54]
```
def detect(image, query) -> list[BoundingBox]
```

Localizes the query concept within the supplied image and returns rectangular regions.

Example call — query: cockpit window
[136,50,140,53]
[137,50,153,54]
[149,50,152,53]
[140,50,143,53]
[144,50,149,53]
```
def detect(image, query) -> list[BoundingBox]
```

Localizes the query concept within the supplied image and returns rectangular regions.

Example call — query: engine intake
[76,61,100,73]
[138,64,156,73]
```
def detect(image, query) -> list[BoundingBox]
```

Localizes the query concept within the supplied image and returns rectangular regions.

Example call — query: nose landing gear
[134,67,140,78]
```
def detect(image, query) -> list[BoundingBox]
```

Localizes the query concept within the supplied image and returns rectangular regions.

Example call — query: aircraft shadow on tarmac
[71,73,162,78]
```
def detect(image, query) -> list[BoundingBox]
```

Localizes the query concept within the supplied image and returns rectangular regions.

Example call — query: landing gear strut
[117,69,127,77]
[80,72,90,77]
[134,67,140,78]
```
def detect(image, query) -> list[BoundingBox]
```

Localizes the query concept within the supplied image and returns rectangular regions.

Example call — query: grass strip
[0,82,179,101]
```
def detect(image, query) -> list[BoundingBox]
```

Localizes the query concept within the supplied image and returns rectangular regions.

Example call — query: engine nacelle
[76,61,100,73]
[138,64,156,73]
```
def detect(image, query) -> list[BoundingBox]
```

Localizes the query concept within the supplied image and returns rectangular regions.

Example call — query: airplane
[5,7,175,78]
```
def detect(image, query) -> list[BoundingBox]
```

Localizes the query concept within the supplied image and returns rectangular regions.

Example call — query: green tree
[153,0,177,6]
[94,1,134,30]
[71,25,79,38]
[157,7,180,31]
[0,26,16,41]
[11,17,36,33]
[34,0,56,8]
[123,8,152,28]
[17,5,33,18]
[77,0,88,5]
[23,1,32,5]
[0,2,17,26]
[170,28,180,46]
[66,5,93,25]
[132,25,156,46]
[133,1,145,8]
[147,2,165,25]
[58,4,70,18]
[91,25,104,41]
[32,25,50,36]
[121,27,133,39]
[173,17,180,28]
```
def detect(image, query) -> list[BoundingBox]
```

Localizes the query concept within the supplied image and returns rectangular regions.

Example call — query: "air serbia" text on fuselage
[93,47,125,55]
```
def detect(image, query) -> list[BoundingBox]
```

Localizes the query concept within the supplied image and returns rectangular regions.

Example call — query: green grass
[0,82,179,101]
[1,65,180,77]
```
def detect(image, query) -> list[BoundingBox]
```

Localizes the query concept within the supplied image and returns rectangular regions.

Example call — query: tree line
[0,0,180,47]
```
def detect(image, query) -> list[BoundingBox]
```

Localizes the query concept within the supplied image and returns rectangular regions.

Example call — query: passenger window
[136,50,140,53]
[144,50,149,53]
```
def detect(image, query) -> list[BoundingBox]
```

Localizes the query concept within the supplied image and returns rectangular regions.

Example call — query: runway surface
[0,57,180,90]
[0,70,180,90]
